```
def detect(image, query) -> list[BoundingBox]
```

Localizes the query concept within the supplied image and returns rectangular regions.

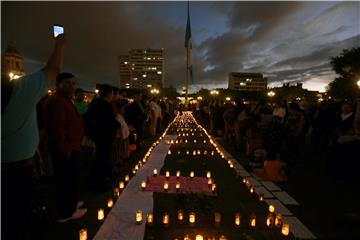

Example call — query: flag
[185,2,194,83]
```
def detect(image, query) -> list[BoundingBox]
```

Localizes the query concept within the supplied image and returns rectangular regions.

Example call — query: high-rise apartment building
[228,72,267,91]
[118,48,164,89]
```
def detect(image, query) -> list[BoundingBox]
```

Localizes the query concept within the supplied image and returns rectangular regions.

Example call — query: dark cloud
[1,1,358,92]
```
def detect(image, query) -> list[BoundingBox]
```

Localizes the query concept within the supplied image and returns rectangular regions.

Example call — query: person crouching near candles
[253,150,287,182]
[44,72,87,222]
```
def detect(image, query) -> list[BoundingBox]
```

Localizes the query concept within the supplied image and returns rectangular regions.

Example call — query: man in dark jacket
[88,84,120,192]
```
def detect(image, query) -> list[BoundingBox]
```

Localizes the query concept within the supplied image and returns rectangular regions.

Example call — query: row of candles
[140,170,217,192]
[166,138,207,144]
[79,114,190,239]
[168,149,215,156]
[132,205,289,236]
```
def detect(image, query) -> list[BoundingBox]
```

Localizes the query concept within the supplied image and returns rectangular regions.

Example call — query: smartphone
[53,24,64,38]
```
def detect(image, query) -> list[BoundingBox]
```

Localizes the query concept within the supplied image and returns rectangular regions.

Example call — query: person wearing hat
[2,34,67,239]
[44,72,87,222]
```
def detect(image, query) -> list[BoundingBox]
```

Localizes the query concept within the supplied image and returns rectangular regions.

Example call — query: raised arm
[42,34,67,84]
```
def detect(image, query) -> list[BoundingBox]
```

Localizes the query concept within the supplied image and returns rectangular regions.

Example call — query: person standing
[44,72,87,222]
[149,97,162,136]
[126,92,147,148]
[1,34,66,239]
[74,88,88,117]
[88,84,119,192]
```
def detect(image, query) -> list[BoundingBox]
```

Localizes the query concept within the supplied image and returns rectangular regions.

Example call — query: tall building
[117,48,164,89]
[228,72,267,91]
[118,55,130,88]
[1,43,25,79]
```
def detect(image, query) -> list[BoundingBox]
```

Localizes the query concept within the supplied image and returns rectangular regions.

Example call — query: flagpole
[185,41,189,108]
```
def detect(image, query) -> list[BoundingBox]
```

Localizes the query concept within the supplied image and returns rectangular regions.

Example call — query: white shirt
[149,101,162,119]
[116,114,130,139]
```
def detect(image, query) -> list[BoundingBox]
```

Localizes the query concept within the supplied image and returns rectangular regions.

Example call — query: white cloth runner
[273,191,300,205]
[260,181,282,192]
[283,216,317,239]
[254,186,274,199]
[93,135,178,240]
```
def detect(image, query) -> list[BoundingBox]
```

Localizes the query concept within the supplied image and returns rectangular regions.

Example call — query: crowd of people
[195,97,360,182]
[2,33,360,240]
[1,34,177,239]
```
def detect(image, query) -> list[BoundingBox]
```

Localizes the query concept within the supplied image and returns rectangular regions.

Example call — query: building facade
[228,72,267,91]
[1,43,25,79]
[117,48,164,89]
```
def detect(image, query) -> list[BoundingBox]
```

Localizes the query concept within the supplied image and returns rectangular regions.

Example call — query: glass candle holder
[190,171,194,178]
[235,213,241,227]
[176,171,181,178]
[153,168,158,176]
[79,228,87,240]
[136,210,142,225]
[163,213,169,226]
[206,171,211,179]
[98,208,104,221]
[275,213,282,228]
[189,212,196,225]
[141,181,146,191]
[214,212,221,227]
[146,213,153,225]
[250,214,256,227]
[281,223,290,236]
[269,204,275,213]
[119,181,125,190]
[107,198,113,208]
[178,210,184,221]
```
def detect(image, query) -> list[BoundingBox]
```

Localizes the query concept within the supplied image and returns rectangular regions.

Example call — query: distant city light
[95,89,99,94]
[124,61,128,64]
[267,91,275,97]
[157,71,162,74]
[142,74,147,78]
[226,97,231,101]
[197,96,203,100]
[147,84,152,88]
[357,80,360,88]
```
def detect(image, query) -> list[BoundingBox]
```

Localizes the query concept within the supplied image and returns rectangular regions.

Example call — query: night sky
[2,1,359,93]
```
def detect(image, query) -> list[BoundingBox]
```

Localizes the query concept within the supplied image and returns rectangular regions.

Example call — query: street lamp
[267,91,275,97]
[197,96,203,100]
[151,88,159,95]
[357,80,360,88]
[95,89,99,94]
[225,97,231,101]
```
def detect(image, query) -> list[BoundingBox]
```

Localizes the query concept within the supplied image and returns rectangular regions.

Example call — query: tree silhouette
[328,47,360,99]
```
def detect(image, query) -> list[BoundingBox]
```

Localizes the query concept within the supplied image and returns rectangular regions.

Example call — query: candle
[125,175,129,182]
[171,140,174,144]
[269,204,275,213]
[165,171,170,178]
[190,171,194,178]
[163,181,169,191]
[178,150,181,155]
[114,187,120,197]
[107,198,113,208]
[186,150,189,155]
[194,139,197,143]
[203,140,206,143]
[176,140,178,144]
[178,210,184,221]
[176,182,181,190]
[189,212,196,225]
[207,178,213,186]
[119,181,125,189]
[275,214,282,228]
[193,150,196,156]
[229,163,234,168]
[250,186,254,193]
[206,171,211,178]
[281,223,290,236]
[146,213,153,225]
[141,181,146,191]
[176,170,181,178]
[168,150,171,155]
[136,210,142,224]
[98,208,104,221]
[185,139,188,143]
[153,168,158,176]
[204,150,207,155]
[184,235,190,240]
[211,183,217,193]
[195,235,203,240]
[79,228,87,240]
[266,213,275,227]
[259,193,264,202]
[214,212,221,227]
[250,214,256,227]
[163,213,169,226]
[211,151,214,156]
[235,213,241,227]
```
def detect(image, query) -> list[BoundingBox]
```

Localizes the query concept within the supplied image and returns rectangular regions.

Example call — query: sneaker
[76,201,84,209]
[57,208,87,223]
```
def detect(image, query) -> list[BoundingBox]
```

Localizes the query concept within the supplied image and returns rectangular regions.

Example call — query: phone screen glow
[53,25,64,37]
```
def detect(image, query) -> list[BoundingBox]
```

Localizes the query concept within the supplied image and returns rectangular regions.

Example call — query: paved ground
[26,133,360,240]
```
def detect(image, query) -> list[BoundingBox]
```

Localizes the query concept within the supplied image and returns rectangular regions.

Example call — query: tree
[327,47,360,99]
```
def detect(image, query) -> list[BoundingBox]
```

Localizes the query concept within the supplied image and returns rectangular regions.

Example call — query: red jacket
[44,91,83,158]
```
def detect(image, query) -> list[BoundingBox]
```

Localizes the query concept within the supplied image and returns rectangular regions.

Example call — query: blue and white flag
[185,2,194,83]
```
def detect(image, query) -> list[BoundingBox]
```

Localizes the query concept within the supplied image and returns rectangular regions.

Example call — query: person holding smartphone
[1,31,66,239]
